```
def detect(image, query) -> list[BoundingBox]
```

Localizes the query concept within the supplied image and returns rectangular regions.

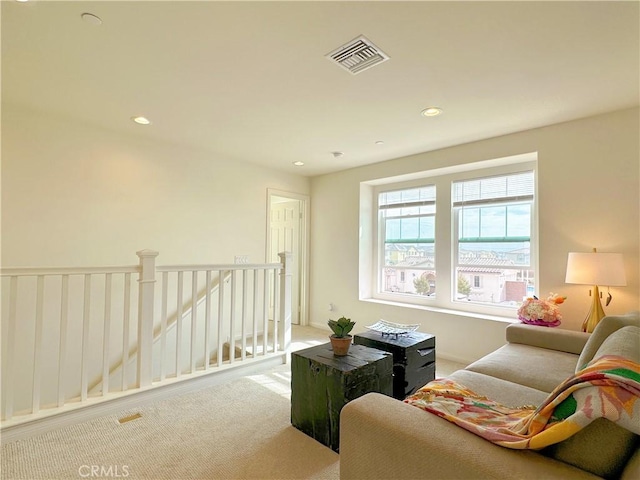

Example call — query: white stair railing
[0,250,292,427]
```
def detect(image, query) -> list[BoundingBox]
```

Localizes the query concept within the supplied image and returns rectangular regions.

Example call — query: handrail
[0,263,280,276]
[157,263,281,272]
[0,266,140,276]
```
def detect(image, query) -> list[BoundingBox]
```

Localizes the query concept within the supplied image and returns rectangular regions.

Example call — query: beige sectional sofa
[340,313,640,480]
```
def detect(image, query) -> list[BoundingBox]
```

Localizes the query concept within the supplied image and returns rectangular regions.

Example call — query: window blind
[452,171,534,207]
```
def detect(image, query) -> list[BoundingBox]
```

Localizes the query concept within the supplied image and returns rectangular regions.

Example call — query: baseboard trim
[436,353,472,366]
[1,354,286,444]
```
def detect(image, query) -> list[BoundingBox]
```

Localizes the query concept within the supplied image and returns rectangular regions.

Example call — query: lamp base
[581,285,606,333]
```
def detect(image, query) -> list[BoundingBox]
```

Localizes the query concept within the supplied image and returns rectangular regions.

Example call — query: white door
[269,196,303,325]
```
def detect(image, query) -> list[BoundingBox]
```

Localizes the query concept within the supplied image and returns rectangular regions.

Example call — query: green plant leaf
[328,317,355,337]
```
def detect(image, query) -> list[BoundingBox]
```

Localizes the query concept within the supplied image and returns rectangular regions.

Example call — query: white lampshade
[565,251,627,286]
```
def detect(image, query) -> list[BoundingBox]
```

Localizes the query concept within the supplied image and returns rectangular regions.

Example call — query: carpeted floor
[2,324,466,480]
[1,363,339,480]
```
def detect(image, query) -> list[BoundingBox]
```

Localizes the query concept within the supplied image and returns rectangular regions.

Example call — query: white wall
[310,108,640,364]
[1,105,310,266]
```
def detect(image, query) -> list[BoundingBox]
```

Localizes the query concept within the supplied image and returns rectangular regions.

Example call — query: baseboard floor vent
[326,35,389,75]
[118,413,142,424]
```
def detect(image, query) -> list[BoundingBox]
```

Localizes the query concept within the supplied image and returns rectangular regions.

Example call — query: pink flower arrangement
[517,293,566,327]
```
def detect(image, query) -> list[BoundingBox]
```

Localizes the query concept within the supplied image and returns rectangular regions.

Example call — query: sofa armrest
[506,323,590,354]
[340,393,600,480]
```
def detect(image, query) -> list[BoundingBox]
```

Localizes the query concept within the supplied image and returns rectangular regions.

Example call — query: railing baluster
[81,274,91,402]
[278,252,293,353]
[204,270,212,370]
[176,271,183,377]
[102,273,112,396]
[241,270,248,361]
[190,270,198,373]
[160,271,168,381]
[217,270,225,366]
[252,270,258,357]
[262,269,269,356]
[31,275,45,414]
[58,275,69,407]
[273,267,279,352]
[3,276,18,420]
[122,273,131,391]
[229,270,236,363]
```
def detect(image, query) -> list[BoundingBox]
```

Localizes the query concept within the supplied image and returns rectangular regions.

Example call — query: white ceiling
[3,0,639,177]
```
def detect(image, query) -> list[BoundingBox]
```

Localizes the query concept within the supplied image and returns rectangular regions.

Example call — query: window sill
[360,297,517,324]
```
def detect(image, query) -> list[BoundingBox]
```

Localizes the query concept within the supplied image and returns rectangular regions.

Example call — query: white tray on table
[364,319,420,335]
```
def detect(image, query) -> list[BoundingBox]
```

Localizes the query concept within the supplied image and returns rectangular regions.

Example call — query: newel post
[278,252,293,353]
[136,249,158,387]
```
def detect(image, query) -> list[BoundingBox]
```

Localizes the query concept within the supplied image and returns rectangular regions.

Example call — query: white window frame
[366,155,537,318]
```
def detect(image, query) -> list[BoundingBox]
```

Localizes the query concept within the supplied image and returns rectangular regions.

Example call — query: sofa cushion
[465,343,578,393]
[593,326,640,364]
[577,313,640,372]
[506,323,590,354]
[449,370,548,408]
[543,418,639,479]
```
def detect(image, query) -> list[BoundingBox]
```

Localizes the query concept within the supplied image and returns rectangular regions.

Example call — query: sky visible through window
[460,204,531,239]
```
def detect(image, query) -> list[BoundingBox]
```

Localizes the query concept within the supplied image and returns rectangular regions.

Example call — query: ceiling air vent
[326,35,389,75]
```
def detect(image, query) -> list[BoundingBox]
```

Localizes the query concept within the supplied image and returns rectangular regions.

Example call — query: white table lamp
[565,248,626,333]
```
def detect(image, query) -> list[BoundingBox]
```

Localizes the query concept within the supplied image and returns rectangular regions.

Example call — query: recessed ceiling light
[81,13,102,26]
[375,141,385,145]
[293,161,305,166]
[15,0,30,3]
[331,151,344,158]
[131,116,152,125]
[421,107,443,117]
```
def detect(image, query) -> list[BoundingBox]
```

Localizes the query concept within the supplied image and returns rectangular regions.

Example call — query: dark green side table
[291,343,393,452]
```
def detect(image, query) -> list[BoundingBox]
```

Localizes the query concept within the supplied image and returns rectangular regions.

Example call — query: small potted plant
[328,316,355,356]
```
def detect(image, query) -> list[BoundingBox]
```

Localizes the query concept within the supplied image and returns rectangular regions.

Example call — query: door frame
[266,189,310,326]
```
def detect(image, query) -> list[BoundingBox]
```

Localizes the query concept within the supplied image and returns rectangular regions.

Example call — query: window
[378,186,436,297]
[366,157,537,316]
[453,171,534,307]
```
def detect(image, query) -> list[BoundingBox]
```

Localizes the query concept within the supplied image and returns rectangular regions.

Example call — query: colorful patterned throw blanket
[404,355,640,450]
